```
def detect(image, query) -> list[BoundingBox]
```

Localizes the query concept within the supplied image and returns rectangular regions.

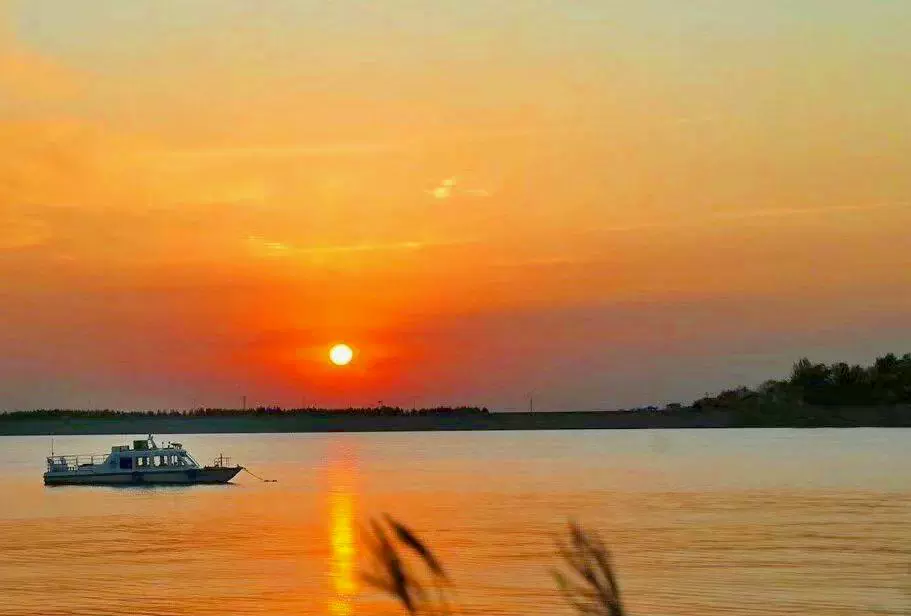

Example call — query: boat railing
[46,454,107,472]
[211,453,232,468]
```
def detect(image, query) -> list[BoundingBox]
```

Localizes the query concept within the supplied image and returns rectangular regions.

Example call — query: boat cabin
[46,436,200,474]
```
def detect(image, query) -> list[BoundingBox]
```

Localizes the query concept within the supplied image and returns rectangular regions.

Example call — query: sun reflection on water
[328,454,357,616]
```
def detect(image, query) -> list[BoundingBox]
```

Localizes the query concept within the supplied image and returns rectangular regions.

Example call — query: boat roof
[110,436,187,454]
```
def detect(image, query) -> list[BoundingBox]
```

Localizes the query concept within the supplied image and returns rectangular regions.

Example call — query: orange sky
[2,1,910,410]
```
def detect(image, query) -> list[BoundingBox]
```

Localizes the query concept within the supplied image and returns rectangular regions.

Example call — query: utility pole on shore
[242,395,247,411]
[529,394,534,413]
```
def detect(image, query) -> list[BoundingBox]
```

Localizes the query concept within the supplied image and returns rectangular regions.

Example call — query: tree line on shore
[0,406,491,420]
[679,352,911,426]
[3,353,910,424]
[688,352,911,408]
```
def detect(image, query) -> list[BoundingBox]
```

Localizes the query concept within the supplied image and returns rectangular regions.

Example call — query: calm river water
[0,429,909,615]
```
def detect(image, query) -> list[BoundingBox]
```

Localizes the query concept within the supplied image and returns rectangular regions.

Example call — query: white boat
[43,435,242,486]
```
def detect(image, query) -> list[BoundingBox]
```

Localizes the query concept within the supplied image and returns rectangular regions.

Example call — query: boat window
[119,457,132,470]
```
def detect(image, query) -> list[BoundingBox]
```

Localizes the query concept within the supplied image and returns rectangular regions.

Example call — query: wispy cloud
[0,212,50,251]
[709,202,908,221]
[427,177,457,200]
[244,236,473,259]
[594,201,909,235]
[0,8,80,101]
[493,255,598,269]
[244,236,293,258]
[426,177,491,200]
[153,142,407,160]
[295,240,425,255]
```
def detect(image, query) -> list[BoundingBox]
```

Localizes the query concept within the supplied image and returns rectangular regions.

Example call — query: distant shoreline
[2,407,910,436]
[6,353,909,436]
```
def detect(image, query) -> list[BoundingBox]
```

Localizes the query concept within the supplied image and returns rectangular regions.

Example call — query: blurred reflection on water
[328,444,357,616]
[0,429,908,615]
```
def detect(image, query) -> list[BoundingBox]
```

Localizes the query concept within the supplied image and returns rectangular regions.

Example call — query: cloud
[244,236,293,258]
[593,201,910,236]
[492,255,597,269]
[245,236,474,259]
[709,202,908,221]
[429,186,451,199]
[0,119,158,210]
[0,210,50,250]
[152,142,407,160]
[426,177,491,200]
[0,8,80,101]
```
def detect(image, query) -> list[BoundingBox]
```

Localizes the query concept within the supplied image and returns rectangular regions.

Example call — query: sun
[329,343,354,366]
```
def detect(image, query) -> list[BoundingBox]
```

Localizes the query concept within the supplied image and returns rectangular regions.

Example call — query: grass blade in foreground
[363,515,626,616]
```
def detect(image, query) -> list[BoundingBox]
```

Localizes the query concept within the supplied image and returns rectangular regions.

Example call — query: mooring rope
[242,467,277,483]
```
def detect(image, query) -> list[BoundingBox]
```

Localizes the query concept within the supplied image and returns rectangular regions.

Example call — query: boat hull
[43,466,243,486]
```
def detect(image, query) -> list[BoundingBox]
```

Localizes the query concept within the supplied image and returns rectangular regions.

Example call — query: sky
[2,0,910,411]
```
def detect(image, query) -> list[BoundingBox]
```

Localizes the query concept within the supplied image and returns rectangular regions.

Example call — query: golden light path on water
[328,452,357,616]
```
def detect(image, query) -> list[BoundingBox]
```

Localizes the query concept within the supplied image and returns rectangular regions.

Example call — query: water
[0,429,909,615]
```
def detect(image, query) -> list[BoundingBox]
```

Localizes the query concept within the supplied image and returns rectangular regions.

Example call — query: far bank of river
[1,407,909,436]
